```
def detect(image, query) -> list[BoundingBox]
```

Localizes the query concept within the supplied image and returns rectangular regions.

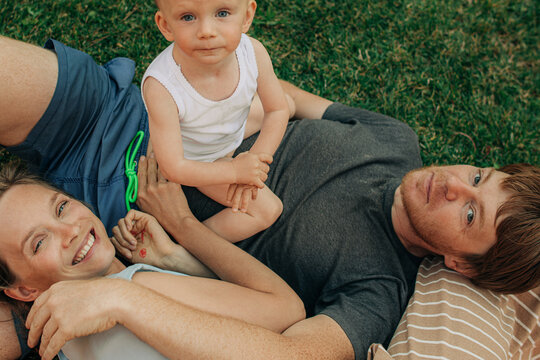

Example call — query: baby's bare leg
[0,36,58,146]
[200,184,282,242]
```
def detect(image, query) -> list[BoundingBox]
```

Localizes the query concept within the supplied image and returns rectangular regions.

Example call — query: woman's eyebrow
[22,192,60,249]
[22,226,39,249]
[49,191,61,209]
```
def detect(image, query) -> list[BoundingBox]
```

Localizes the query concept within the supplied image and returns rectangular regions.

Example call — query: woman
[0,159,305,360]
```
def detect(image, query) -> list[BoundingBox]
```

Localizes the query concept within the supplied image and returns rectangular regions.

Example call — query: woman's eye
[466,208,475,225]
[217,10,229,17]
[33,239,43,254]
[181,14,195,21]
[473,170,482,185]
[58,200,68,216]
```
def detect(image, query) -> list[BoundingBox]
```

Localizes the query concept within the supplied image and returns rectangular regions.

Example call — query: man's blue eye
[34,239,43,254]
[182,14,195,21]
[466,208,475,224]
[473,171,482,185]
[217,10,229,17]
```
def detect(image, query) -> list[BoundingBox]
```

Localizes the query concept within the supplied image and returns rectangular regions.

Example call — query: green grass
[1,0,538,167]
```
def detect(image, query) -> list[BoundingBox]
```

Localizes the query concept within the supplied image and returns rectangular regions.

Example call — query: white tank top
[58,264,188,360]
[142,34,259,162]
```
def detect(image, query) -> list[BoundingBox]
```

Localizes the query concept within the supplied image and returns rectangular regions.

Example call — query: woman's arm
[111,207,302,331]
[26,277,351,360]
[131,155,305,330]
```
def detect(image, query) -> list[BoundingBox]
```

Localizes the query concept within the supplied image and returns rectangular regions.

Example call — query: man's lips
[426,173,434,203]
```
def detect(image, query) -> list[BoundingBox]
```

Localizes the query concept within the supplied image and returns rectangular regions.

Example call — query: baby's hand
[230,151,272,188]
[111,210,175,267]
[227,184,259,212]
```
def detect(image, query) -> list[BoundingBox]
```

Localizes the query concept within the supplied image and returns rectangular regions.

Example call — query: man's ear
[4,285,41,302]
[155,11,175,42]
[444,256,475,278]
[242,0,257,33]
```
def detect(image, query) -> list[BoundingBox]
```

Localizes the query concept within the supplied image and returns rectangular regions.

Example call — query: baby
[142,0,290,242]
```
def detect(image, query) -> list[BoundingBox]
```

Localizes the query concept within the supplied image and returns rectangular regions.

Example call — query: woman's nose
[444,175,473,201]
[59,222,80,248]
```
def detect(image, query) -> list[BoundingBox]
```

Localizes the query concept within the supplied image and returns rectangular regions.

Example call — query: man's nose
[444,175,473,201]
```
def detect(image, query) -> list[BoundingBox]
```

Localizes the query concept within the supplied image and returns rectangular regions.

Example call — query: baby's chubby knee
[256,193,283,228]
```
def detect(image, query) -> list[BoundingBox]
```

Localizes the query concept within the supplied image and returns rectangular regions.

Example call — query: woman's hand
[111,210,176,266]
[26,278,129,360]
[136,155,194,233]
[133,155,216,277]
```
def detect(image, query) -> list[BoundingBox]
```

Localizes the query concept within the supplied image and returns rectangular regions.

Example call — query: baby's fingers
[257,152,273,164]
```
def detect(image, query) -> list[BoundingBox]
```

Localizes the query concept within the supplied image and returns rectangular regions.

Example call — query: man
[0,35,538,360]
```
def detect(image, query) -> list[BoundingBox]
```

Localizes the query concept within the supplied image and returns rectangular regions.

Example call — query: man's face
[393,165,510,265]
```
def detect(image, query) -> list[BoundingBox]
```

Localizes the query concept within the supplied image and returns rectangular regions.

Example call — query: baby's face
[156,0,256,65]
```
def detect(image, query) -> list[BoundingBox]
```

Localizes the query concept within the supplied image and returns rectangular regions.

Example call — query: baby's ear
[242,0,257,33]
[4,285,41,302]
[154,11,175,42]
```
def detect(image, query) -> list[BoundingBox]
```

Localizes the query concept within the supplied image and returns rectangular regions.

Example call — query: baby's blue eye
[466,208,475,224]
[182,14,195,21]
[217,10,229,17]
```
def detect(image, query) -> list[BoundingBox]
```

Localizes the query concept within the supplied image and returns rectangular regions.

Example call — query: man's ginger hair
[466,163,540,294]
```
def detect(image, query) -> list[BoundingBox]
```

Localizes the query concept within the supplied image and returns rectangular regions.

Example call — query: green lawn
[1,0,538,167]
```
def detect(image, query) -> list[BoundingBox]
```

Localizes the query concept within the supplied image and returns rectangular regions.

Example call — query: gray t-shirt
[185,103,423,359]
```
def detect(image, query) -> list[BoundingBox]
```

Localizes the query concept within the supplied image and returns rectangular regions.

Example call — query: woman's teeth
[73,233,95,265]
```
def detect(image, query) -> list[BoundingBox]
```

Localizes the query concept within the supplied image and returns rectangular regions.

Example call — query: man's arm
[278,80,333,120]
[0,36,57,147]
[247,37,289,156]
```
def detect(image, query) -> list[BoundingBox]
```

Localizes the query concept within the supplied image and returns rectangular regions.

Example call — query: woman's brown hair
[0,161,56,319]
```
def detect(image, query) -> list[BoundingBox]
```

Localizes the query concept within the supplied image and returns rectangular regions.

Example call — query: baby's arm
[248,37,289,156]
[143,77,269,187]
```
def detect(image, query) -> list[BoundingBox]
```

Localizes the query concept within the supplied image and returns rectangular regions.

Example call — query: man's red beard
[400,167,452,253]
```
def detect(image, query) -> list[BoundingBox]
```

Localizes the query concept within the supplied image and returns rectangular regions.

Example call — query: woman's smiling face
[0,184,116,300]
